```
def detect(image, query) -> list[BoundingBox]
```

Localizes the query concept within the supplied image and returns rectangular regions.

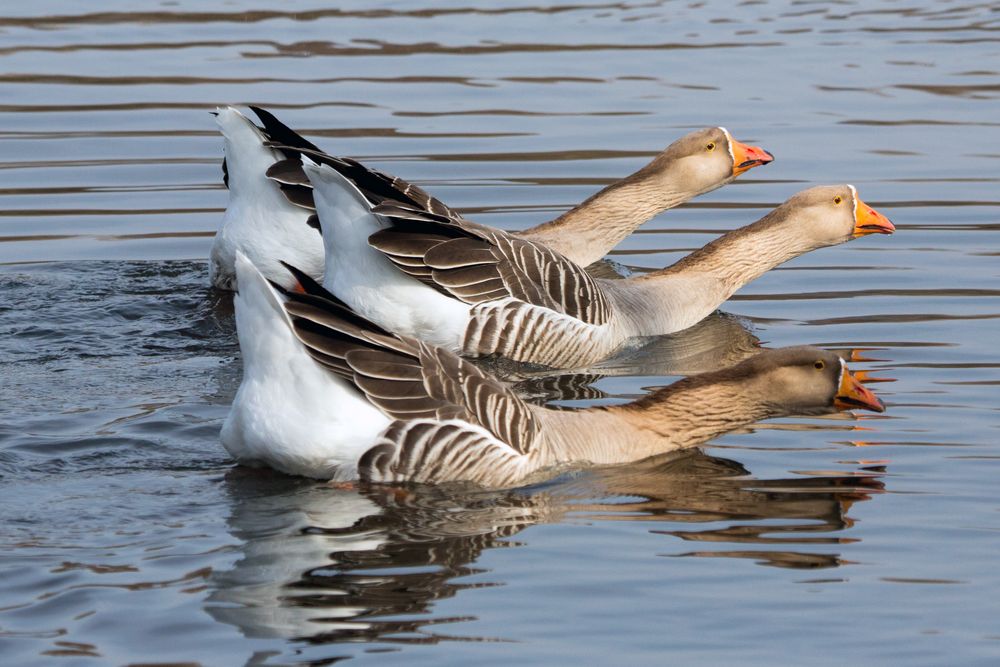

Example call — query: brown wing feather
[271,262,408,377]
[345,341,540,456]
[274,261,542,458]
[368,204,612,325]
[266,158,310,186]
[420,237,498,268]
[278,183,316,210]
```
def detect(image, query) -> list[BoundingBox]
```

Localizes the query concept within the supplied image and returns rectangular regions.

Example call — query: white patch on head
[838,356,848,384]
[719,127,735,164]
[848,184,858,221]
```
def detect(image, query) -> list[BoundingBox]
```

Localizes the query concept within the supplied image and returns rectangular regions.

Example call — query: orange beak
[834,366,886,413]
[730,138,774,176]
[853,196,895,238]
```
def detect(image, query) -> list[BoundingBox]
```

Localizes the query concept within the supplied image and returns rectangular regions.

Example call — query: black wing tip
[276,260,395,339]
[248,105,323,153]
[266,142,340,167]
[278,259,326,293]
[266,276,289,295]
[247,104,280,129]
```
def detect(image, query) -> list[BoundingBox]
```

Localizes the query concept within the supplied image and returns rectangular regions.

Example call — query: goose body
[303,159,894,368]
[222,253,885,488]
[211,107,772,290]
[220,253,389,478]
[305,160,471,347]
[209,107,323,290]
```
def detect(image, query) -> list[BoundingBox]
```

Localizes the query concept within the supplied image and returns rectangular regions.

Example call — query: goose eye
[706,142,716,151]
[814,360,826,370]
[833,196,843,205]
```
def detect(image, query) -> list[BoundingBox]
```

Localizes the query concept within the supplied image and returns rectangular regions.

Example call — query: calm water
[1,1,999,665]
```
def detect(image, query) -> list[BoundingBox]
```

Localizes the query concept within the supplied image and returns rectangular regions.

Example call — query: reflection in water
[582,310,761,375]
[508,311,762,401]
[510,318,895,407]
[207,451,884,644]
[207,473,387,640]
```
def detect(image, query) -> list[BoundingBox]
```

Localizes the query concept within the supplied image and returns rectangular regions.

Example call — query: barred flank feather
[359,420,528,486]
[463,299,617,367]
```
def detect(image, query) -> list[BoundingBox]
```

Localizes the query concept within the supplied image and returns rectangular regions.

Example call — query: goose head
[637,126,774,196]
[737,346,886,416]
[774,185,895,246]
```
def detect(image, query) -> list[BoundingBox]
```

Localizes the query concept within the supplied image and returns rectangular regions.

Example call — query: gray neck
[538,377,772,466]
[655,207,821,289]
[617,208,823,336]
[520,177,690,266]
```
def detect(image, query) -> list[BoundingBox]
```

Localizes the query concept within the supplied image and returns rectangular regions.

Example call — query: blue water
[1,2,998,665]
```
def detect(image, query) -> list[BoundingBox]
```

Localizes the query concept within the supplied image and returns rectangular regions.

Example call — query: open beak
[730,138,774,176]
[834,366,886,413]
[853,196,895,238]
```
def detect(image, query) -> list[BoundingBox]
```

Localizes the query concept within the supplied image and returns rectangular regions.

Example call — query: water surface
[1,2,999,665]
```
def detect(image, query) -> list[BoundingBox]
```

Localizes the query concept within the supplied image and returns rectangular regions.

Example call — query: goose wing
[277,265,543,484]
[249,106,464,221]
[368,203,613,326]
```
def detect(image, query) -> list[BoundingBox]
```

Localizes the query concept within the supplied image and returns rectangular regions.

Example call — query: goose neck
[523,178,688,266]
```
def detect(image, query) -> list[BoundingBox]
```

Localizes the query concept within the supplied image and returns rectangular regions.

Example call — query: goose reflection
[205,451,885,644]
[206,473,387,640]
[506,310,762,402]
[570,454,883,570]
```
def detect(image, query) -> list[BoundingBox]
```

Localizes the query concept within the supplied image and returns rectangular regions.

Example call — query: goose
[220,252,886,488]
[209,107,325,290]
[209,105,772,289]
[300,158,895,368]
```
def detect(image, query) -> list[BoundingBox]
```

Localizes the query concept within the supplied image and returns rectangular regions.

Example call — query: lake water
[1,1,998,665]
